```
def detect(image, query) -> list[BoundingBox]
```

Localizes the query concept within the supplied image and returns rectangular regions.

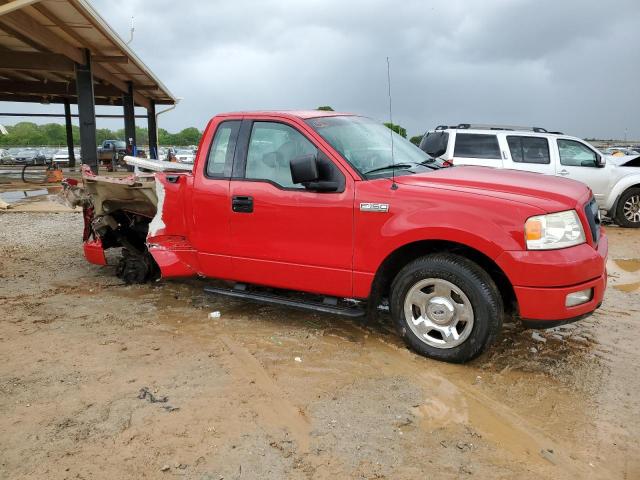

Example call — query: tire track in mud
[348,326,612,479]
[218,334,312,454]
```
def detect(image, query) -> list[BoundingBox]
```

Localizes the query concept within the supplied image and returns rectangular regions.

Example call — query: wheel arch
[609,182,640,217]
[368,239,517,318]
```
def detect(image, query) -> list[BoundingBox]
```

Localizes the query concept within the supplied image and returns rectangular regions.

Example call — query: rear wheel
[390,253,502,363]
[116,249,159,284]
[615,188,640,228]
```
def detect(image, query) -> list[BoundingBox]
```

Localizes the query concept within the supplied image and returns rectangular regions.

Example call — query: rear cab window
[453,133,501,159]
[205,120,241,178]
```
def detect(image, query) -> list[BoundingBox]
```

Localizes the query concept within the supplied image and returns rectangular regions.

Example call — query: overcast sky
[4,0,640,139]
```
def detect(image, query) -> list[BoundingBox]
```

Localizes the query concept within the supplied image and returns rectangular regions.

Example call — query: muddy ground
[1,204,639,479]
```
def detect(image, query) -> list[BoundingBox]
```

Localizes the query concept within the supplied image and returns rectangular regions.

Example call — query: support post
[147,100,158,160]
[123,81,136,161]
[74,49,97,173]
[63,98,75,168]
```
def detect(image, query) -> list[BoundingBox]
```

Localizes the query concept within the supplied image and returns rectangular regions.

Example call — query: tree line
[0,122,203,147]
[318,106,423,146]
[0,113,428,149]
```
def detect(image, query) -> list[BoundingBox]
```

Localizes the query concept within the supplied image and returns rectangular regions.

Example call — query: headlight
[525,210,585,250]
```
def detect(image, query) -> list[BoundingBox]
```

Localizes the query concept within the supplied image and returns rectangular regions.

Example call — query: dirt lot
[1,205,639,478]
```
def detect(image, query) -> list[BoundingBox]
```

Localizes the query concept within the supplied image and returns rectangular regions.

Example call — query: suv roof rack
[457,123,550,132]
[434,124,563,135]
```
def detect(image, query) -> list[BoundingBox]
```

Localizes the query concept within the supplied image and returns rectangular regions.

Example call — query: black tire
[115,249,159,284]
[614,188,640,228]
[390,253,503,363]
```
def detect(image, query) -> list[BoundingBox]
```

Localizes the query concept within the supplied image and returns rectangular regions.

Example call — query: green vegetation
[409,134,423,146]
[316,106,334,111]
[383,122,407,138]
[0,122,203,147]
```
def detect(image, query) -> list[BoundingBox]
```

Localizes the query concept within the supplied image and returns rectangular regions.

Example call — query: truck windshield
[306,116,443,178]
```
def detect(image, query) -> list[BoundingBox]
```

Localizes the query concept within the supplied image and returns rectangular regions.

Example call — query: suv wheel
[615,188,640,228]
[390,253,502,363]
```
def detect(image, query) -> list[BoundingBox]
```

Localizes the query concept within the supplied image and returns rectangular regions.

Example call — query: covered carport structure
[0,0,176,171]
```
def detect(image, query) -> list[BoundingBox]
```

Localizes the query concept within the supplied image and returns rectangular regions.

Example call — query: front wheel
[390,253,503,363]
[615,188,640,228]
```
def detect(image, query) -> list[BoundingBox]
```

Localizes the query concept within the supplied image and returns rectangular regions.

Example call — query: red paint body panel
[496,233,608,288]
[515,272,607,320]
[83,238,107,266]
[228,179,354,296]
[84,111,609,326]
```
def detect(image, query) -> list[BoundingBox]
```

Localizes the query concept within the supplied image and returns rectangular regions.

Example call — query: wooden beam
[0,93,124,105]
[0,79,122,97]
[0,10,83,63]
[31,3,150,109]
[0,51,74,72]
[0,0,41,16]
[0,19,47,50]
[0,6,155,109]
[92,55,128,64]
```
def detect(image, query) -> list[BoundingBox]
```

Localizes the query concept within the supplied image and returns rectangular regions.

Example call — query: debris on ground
[571,336,589,345]
[531,332,547,343]
[208,311,221,319]
[294,356,302,363]
[137,387,179,412]
[138,387,168,403]
[540,448,557,465]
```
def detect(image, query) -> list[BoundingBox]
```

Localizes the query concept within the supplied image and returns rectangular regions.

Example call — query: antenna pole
[386,57,398,190]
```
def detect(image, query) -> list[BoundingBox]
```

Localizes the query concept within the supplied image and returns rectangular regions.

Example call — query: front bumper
[497,232,608,323]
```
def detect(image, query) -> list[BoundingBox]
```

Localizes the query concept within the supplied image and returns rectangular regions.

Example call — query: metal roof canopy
[0,0,175,108]
[0,0,176,169]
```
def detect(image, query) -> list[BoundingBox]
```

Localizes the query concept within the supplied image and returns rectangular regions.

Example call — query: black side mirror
[596,154,606,168]
[290,154,339,192]
[290,154,319,184]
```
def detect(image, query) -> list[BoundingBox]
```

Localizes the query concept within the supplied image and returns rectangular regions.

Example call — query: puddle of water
[608,258,640,293]
[0,187,61,204]
[614,259,640,273]
[614,281,640,293]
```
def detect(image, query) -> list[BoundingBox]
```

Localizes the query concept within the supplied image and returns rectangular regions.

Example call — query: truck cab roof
[215,110,354,120]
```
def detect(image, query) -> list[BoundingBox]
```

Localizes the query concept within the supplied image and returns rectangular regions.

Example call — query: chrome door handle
[558,170,569,176]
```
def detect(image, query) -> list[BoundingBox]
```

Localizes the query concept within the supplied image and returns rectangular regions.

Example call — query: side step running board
[204,285,365,318]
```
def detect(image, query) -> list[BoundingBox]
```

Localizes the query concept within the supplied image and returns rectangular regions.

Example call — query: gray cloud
[4,0,640,139]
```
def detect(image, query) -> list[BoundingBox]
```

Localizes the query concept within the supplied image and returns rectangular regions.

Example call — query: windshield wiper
[419,158,442,169]
[363,163,415,175]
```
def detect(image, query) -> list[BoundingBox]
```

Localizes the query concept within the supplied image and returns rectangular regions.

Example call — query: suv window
[206,120,240,177]
[245,122,317,188]
[454,133,501,159]
[420,131,448,157]
[507,136,550,164]
[558,139,597,167]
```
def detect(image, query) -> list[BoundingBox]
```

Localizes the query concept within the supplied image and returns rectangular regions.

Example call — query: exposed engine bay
[60,165,160,283]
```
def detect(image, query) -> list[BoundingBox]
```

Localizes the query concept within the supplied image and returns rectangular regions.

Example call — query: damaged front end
[61,166,159,283]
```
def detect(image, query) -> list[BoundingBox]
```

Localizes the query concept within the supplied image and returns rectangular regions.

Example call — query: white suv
[419,124,640,227]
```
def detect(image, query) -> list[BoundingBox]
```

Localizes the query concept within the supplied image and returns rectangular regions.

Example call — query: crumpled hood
[606,154,640,167]
[395,166,590,213]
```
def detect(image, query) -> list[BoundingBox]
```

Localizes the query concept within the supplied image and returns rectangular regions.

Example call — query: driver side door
[228,119,355,297]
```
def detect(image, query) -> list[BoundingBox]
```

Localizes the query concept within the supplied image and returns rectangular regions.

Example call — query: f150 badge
[360,202,389,213]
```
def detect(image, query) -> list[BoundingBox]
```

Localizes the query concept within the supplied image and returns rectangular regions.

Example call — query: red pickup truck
[74,110,607,363]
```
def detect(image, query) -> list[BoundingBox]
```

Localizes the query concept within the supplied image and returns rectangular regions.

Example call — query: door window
[245,122,317,188]
[453,133,501,159]
[507,136,550,164]
[557,139,597,167]
[206,120,240,177]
